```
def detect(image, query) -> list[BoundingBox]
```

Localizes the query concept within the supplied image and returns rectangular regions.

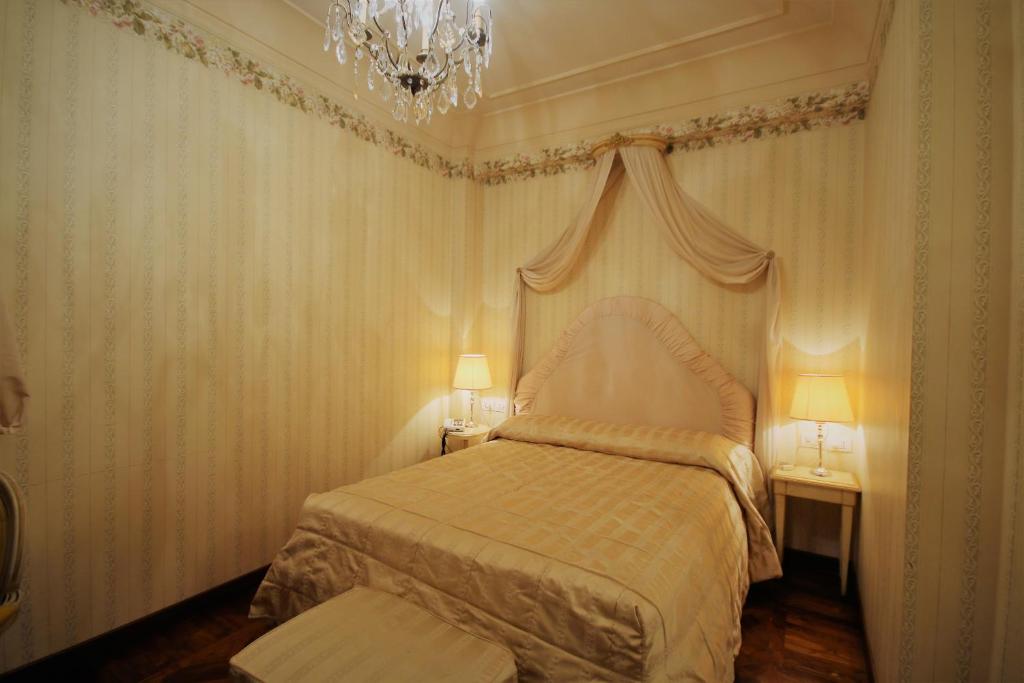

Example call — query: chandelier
[323,0,494,125]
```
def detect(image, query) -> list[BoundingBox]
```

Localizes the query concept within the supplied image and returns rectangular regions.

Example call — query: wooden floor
[735,551,872,681]
[3,550,870,682]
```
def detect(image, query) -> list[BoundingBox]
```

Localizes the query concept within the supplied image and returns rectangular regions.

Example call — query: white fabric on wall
[0,297,27,434]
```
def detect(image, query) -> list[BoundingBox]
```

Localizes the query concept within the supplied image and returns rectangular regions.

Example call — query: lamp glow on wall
[453,354,491,428]
[789,373,854,477]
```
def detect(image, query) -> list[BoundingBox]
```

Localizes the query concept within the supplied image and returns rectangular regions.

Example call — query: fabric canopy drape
[505,136,781,473]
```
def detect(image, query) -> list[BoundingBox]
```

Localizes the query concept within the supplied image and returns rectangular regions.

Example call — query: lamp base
[811,422,830,477]
[466,390,477,428]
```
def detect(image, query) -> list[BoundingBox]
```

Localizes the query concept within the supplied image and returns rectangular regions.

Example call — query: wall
[860,0,1019,680]
[468,122,867,557]
[858,0,916,679]
[993,0,1024,678]
[0,0,457,671]
[4,0,1018,679]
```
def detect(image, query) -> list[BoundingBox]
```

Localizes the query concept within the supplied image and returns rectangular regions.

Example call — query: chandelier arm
[375,32,402,71]
[368,16,399,70]
[372,15,388,40]
[423,56,445,83]
[430,0,445,39]
[398,0,411,47]
[435,52,451,80]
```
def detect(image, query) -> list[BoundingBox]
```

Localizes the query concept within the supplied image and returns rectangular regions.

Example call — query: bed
[250,297,781,682]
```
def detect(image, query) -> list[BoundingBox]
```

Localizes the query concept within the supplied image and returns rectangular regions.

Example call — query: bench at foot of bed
[230,586,518,683]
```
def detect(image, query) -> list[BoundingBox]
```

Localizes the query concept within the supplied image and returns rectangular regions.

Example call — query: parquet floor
[735,551,872,681]
[3,550,870,682]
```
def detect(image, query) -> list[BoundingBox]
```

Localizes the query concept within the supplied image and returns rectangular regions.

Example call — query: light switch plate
[796,423,853,452]
[827,433,853,452]
[482,398,507,414]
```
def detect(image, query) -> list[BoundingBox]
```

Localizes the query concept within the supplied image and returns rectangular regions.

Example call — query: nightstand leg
[840,503,853,595]
[773,493,786,565]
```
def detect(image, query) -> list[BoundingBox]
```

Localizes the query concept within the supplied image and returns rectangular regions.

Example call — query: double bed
[250,297,781,682]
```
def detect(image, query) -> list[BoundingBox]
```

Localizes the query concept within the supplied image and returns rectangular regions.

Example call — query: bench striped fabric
[231,586,517,682]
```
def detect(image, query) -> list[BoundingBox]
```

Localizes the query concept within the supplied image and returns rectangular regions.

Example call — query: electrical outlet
[796,422,853,452]
[483,398,507,414]
[827,433,853,452]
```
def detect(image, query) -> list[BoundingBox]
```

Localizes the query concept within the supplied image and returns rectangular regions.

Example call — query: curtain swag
[504,137,782,472]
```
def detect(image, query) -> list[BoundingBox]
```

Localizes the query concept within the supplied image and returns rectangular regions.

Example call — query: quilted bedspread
[250,415,780,682]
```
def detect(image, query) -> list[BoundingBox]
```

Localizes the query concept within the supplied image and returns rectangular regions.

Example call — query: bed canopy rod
[588,132,669,159]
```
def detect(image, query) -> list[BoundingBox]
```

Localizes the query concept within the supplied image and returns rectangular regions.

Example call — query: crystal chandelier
[323,0,493,125]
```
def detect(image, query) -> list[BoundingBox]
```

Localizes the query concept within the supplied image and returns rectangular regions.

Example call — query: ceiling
[285,0,881,118]
[475,0,796,104]
[181,0,884,155]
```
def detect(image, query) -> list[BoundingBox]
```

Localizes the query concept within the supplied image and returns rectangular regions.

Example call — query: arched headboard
[514,296,756,448]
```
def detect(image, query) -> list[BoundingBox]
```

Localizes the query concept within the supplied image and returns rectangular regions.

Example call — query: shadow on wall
[347,304,455,485]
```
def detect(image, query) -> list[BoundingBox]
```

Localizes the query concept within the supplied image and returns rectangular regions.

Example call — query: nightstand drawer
[446,431,487,452]
[777,480,857,506]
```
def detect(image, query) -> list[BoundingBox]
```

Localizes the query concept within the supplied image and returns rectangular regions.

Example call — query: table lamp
[789,373,853,477]
[453,354,492,428]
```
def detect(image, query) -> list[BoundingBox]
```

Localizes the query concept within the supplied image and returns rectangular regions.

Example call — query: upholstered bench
[230,586,517,682]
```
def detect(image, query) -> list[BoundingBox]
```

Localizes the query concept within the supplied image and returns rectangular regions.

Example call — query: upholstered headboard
[514,296,756,448]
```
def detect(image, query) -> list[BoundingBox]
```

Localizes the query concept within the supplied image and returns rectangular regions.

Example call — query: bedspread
[250,415,780,682]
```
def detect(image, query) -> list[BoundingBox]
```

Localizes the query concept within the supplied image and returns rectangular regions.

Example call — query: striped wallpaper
[6,0,1020,680]
[862,0,1021,679]
[858,0,916,678]
[998,3,1024,678]
[997,3,1024,676]
[0,0,458,670]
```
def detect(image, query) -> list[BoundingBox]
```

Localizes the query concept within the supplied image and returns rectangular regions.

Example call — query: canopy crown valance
[505,140,782,475]
[589,133,669,160]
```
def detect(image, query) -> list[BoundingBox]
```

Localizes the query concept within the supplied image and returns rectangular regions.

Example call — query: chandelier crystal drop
[322,0,493,125]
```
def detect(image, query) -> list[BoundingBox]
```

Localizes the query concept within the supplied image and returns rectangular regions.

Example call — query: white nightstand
[771,465,861,595]
[443,424,490,453]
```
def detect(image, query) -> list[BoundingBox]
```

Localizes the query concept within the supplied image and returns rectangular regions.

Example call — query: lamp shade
[453,354,492,391]
[789,374,853,423]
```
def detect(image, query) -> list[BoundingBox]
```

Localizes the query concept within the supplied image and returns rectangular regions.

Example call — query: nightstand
[442,424,490,453]
[771,465,861,595]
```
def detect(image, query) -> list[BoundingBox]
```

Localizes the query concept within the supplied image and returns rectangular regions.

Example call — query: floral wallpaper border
[475,82,870,185]
[67,0,869,186]
[65,0,475,179]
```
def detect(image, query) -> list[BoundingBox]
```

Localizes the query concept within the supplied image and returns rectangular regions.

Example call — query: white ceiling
[469,0,786,96]
[285,0,879,117]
